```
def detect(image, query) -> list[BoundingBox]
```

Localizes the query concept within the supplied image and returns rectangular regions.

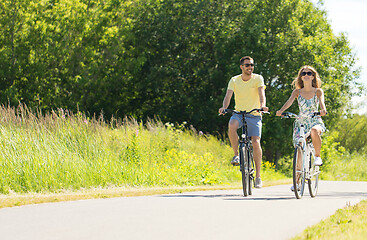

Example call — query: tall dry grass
[0,104,244,194]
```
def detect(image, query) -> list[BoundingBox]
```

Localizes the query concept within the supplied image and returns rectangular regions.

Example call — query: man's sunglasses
[242,63,254,67]
[301,71,313,76]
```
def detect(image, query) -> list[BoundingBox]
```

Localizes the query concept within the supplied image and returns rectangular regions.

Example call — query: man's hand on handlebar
[260,106,269,112]
[218,107,226,115]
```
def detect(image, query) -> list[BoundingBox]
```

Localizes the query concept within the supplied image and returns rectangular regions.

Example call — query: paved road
[0,181,366,240]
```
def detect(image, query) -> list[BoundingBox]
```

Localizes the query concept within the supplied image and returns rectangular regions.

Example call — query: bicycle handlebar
[281,111,325,119]
[221,108,270,115]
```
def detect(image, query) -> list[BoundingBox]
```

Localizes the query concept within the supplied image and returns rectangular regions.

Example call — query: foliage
[332,114,367,153]
[0,0,362,163]
[321,152,367,181]
[276,130,346,177]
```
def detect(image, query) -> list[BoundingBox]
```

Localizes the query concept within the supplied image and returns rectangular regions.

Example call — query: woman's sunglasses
[301,71,313,76]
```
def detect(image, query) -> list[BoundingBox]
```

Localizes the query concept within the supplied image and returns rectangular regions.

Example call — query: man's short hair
[240,56,254,65]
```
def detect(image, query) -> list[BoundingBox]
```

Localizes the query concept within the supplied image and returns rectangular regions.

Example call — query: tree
[127,0,361,163]
[333,114,367,153]
[0,0,361,163]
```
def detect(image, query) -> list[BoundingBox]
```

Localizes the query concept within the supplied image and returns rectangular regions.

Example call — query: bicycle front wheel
[293,147,305,199]
[239,144,249,196]
[308,153,320,197]
[247,146,254,196]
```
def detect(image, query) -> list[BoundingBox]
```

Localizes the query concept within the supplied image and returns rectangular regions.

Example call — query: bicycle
[281,112,321,199]
[221,108,269,197]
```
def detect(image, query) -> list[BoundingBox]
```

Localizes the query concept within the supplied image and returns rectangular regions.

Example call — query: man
[218,56,268,188]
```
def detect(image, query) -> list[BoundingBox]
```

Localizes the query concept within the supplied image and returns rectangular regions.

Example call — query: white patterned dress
[293,92,326,147]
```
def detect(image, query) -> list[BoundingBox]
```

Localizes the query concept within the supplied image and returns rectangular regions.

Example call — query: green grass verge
[293,199,367,240]
[0,104,286,194]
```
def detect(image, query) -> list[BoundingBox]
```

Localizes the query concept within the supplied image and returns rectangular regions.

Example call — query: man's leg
[228,119,239,156]
[251,136,262,178]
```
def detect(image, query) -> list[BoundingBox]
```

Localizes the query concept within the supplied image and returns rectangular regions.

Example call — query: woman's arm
[316,88,327,116]
[276,89,298,116]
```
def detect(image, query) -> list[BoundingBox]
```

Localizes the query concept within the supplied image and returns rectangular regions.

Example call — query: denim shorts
[230,113,262,138]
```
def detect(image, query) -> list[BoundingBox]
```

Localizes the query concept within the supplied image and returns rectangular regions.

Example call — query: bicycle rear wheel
[308,153,320,197]
[239,144,249,196]
[293,147,305,199]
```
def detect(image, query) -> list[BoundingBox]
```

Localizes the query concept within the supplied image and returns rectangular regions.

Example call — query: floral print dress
[293,91,326,147]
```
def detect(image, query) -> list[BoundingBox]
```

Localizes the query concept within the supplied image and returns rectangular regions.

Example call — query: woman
[276,65,327,166]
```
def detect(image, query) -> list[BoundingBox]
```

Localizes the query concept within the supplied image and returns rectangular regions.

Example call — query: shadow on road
[317,191,367,198]
[226,196,295,201]
[159,193,295,201]
[159,194,242,198]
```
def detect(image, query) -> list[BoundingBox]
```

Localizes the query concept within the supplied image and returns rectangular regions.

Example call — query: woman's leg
[310,125,323,157]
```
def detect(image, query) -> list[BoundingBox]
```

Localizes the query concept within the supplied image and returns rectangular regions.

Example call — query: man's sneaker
[314,157,323,166]
[231,156,240,166]
[291,185,300,192]
[254,177,262,188]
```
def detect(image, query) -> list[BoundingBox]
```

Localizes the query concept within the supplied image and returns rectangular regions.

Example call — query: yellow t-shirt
[227,73,265,114]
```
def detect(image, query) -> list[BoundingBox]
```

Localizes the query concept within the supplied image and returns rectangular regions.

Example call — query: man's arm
[258,86,268,111]
[218,90,233,114]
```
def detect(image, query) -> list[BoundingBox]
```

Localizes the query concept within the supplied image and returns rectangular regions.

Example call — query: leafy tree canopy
[0,0,361,161]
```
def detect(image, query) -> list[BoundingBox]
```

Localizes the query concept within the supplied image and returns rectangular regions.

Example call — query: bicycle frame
[238,115,254,175]
[296,124,318,181]
[221,108,267,196]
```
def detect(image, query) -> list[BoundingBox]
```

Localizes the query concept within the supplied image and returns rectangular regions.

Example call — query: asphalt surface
[0,181,366,240]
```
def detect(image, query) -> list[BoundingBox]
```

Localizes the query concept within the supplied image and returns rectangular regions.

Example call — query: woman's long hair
[292,65,322,89]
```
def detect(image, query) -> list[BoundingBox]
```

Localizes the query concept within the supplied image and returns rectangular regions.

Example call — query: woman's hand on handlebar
[276,110,283,116]
[320,109,327,116]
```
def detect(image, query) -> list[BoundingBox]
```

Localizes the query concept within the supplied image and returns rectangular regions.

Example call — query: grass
[0,104,286,196]
[0,105,232,193]
[321,153,367,181]
[293,199,367,240]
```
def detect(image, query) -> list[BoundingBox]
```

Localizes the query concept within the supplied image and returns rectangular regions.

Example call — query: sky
[311,0,367,113]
